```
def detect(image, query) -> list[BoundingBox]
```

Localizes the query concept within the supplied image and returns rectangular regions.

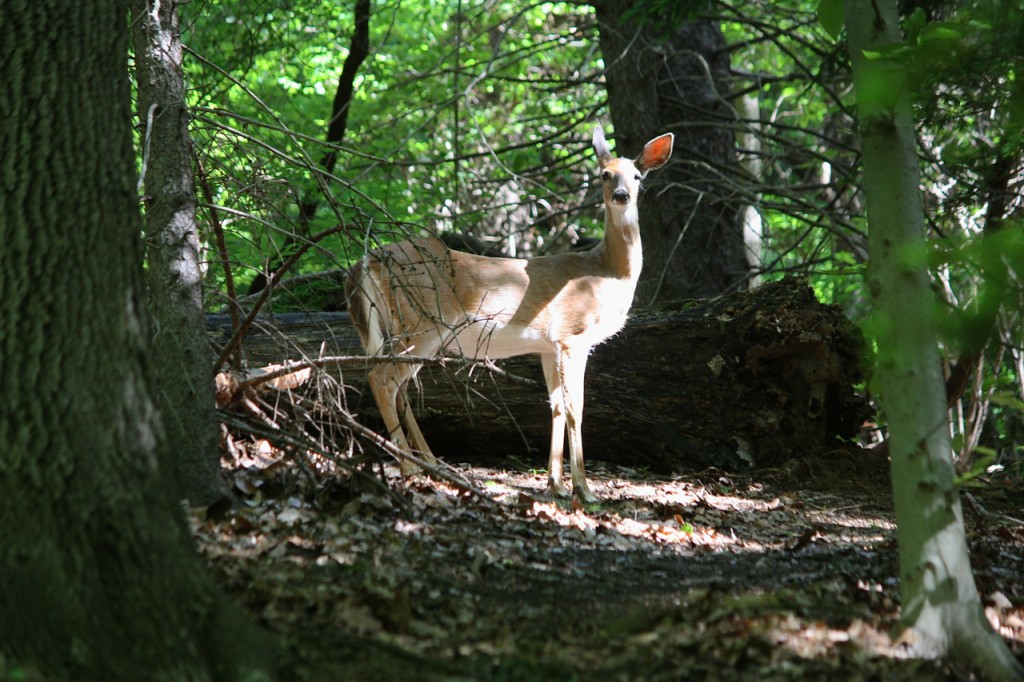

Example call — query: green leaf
[903,7,927,41]
[920,24,963,43]
[953,447,998,487]
[817,0,844,39]
[989,391,1024,411]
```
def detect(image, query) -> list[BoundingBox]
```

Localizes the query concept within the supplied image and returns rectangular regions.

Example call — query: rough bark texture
[0,3,277,678]
[211,278,869,472]
[133,0,225,504]
[846,0,1023,677]
[593,1,749,303]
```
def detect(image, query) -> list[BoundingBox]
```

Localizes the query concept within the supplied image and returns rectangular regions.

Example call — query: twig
[963,491,1024,527]
[213,224,346,370]
[221,410,363,480]
[137,103,158,196]
[231,354,540,396]
[335,409,496,504]
[194,150,242,356]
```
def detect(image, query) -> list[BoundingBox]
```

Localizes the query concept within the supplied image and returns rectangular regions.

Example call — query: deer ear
[636,132,674,173]
[593,126,613,165]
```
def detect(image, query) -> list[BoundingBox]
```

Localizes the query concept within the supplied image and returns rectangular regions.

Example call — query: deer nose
[611,188,629,204]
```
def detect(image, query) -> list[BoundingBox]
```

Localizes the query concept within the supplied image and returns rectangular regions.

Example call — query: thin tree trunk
[736,93,764,288]
[844,1,1022,677]
[0,3,278,677]
[133,0,225,504]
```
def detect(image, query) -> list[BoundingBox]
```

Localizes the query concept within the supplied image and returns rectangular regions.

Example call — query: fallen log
[208,277,872,472]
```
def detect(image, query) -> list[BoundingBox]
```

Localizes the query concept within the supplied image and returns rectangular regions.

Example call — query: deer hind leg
[367,361,424,476]
[396,381,438,467]
[558,344,597,504]
[541,352,569,498]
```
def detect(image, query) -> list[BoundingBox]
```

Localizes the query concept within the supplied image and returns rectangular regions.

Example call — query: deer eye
[634,173,642,181]
[601,170,612,182]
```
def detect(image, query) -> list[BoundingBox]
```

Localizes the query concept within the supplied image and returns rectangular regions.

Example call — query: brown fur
[345,127,674,501]
[344,260,370,348]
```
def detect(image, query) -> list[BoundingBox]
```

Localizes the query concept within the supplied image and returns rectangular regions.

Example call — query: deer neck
[599,204,642,281]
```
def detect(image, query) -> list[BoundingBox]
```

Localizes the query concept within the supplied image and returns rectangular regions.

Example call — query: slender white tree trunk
[736,92,763,289]
[133,0,224,504]
[844,1,1022,678]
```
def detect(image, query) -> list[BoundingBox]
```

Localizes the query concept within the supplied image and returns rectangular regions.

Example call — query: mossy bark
[0,2,278,678]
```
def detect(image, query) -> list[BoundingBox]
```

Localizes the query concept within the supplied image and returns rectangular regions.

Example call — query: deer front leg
[541,353,569,498]
[558,344,597,504]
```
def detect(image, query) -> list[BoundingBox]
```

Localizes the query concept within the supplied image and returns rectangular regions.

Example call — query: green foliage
[836,0,1024,473]
[721,3,867,313]
[931,225,1024,343]
[952,446,998,487]
[817,0,844,39]
[174,0,1023,309]
[182,0,604,303]
[183,0,877,312]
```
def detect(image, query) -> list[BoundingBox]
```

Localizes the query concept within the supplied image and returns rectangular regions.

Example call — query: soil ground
[193,447,1024,681]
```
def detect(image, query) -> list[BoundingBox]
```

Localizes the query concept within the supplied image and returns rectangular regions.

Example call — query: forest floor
[192,445,1024,681]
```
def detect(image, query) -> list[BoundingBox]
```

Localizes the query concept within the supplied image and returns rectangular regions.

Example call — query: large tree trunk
[593,1,749,303]
[213,279,869,472]
[845,1,1022,677]
[0,3,277,678]
[133,0,225,505]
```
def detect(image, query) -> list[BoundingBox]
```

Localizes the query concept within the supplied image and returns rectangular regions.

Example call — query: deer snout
[611,187,630,204]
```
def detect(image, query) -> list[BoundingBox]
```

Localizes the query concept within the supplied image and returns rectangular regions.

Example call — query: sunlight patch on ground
[525,500,731,550]
[768,614,905,660]
[449,465,909,558]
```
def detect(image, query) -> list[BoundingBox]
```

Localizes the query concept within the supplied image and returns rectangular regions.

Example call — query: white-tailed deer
[346,126,674,502]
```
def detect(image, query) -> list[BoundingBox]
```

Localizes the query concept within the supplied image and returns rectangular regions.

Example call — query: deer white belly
[443,313,554,360]
[443,277,634,360]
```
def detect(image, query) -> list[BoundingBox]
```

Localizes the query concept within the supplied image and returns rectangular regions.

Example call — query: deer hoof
[573,486,599,505]
[549,480,571,499]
